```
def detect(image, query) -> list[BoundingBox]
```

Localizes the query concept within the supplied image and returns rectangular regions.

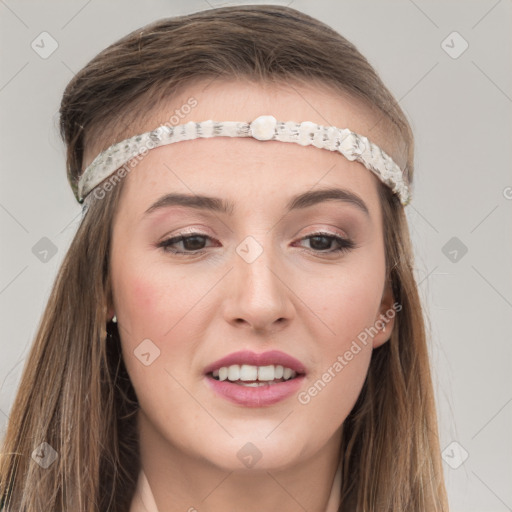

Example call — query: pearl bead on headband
[77,115,411,205]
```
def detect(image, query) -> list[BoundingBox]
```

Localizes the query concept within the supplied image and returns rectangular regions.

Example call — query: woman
[0,5,448,511]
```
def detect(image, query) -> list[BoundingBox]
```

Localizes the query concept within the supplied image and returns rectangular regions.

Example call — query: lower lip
[205,375,305,407]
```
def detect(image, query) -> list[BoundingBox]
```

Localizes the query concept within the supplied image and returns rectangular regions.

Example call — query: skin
[95,79,399,512]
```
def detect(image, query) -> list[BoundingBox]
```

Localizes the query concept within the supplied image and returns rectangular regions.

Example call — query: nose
[222,237,295,334]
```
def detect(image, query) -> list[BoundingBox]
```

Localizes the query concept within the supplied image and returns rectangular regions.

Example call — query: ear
[372,278,397,349]
[106,296,115,321]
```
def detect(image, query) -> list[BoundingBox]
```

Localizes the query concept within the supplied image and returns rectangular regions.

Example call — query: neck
[136,411,342,512]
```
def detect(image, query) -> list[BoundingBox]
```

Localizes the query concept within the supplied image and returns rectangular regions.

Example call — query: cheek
[294,288,376,431]
[112,252,184,341]
[292,258,383,410]
[111,251,207,381]
[112,264,194,412]
[114,271,159,338]
[298,261,384,348]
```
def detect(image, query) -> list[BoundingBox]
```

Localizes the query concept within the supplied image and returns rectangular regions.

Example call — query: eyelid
[157,225,216,242]
[159,224,348,245]
[295,223,349,239]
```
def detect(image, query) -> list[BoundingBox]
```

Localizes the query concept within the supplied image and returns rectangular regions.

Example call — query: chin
[194,431,310,473]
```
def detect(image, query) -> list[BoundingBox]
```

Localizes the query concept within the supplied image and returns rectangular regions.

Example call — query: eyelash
[157,231,355,257]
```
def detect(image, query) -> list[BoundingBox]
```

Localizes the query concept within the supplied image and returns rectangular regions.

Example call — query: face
[101,79,397,472]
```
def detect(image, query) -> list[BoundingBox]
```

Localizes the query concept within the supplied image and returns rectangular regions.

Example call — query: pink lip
[206,375,305,407]
[203,350,306,408]
[203,350,306,375]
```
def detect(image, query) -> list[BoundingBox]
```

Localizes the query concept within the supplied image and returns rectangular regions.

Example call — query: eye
[158,233,215,254]
[294,231,355,255]
[157,231,355,256]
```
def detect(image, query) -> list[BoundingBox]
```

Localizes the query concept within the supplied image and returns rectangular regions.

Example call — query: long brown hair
[0,5,448,510]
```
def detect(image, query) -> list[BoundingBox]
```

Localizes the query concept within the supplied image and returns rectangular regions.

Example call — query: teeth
[228,365,240,381]
[257,365,274,381]
[240,364,258,381]
[274,365,284,379]
[219,367,228,381]
[213,364,297,382]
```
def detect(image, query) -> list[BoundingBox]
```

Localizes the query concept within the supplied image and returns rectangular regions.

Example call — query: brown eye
[296,232,355,254]
[158,233,214,254]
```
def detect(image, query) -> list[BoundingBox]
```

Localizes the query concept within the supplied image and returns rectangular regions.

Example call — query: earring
[112,315,117,323]
[383,323,386,332]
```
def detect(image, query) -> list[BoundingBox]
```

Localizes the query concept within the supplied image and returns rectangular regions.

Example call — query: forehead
[83,78,395,168]
[147,78,391,151]
[107,79,391,223]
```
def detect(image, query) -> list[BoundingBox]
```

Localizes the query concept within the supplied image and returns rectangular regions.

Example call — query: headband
[77,115,410,205]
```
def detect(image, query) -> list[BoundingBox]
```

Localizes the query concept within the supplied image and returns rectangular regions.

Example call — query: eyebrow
[144,186,370,218]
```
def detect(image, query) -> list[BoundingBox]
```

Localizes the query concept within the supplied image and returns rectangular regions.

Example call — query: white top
[129,461,342,512]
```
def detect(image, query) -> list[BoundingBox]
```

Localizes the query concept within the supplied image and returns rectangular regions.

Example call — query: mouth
[204,350,306,406]
[209,363,300,386]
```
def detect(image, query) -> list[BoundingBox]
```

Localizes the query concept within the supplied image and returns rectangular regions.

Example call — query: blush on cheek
[132,258,184,308]
[131,276,158,310]
[113,271,161,341]
[118,267,198,350]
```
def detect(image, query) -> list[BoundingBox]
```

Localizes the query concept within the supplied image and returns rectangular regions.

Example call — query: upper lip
[204,350,306,375]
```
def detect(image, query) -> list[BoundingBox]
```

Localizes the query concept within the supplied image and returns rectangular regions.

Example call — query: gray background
[1,1,511,510]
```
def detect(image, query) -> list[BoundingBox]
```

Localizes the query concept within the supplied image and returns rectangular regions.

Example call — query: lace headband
[77,115,410,205]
